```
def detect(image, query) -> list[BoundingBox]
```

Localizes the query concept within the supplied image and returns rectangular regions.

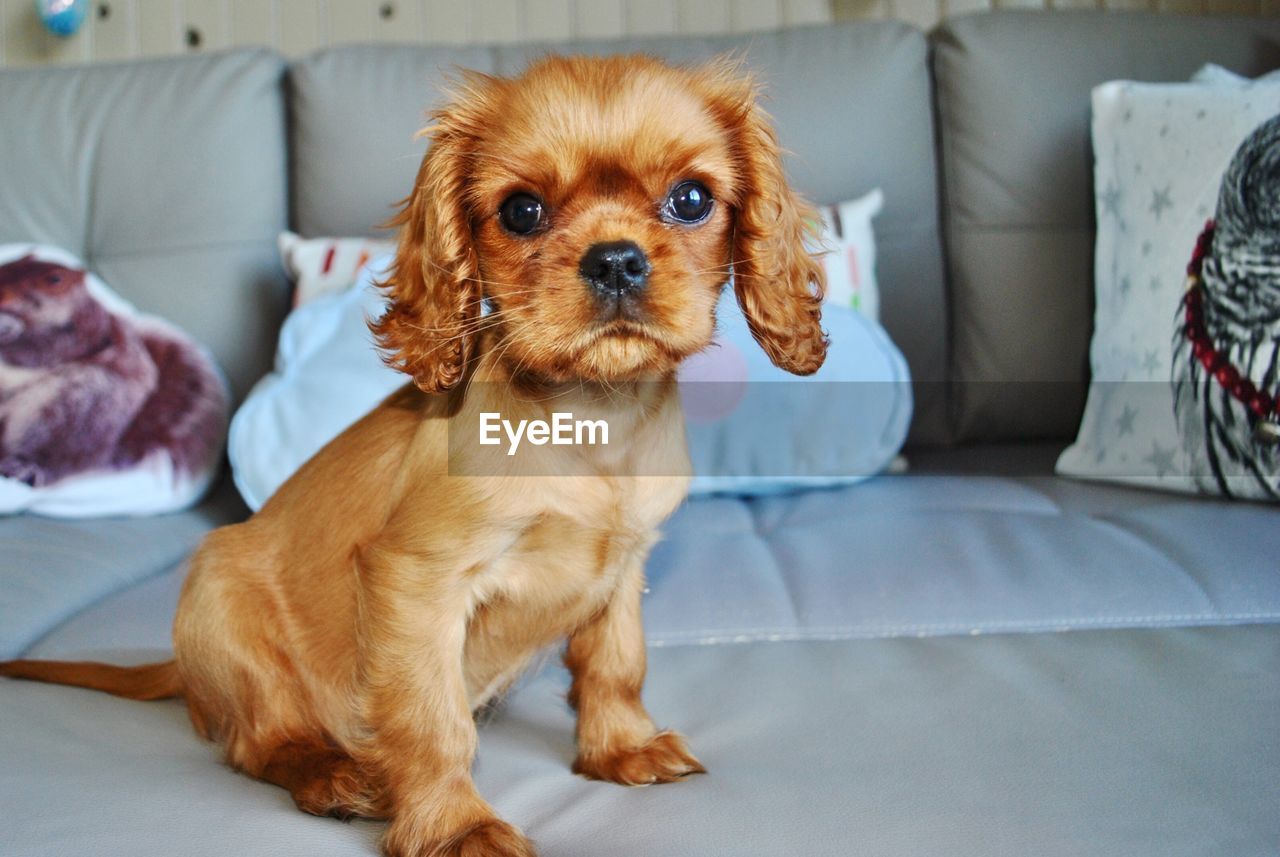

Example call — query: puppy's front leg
[565,558,705,786]
[360,548,535,857]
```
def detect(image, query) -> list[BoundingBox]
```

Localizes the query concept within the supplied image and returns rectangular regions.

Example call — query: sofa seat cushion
[5,447,1278,854]
[4,626,1278,856]
[9,446,1278,665]
[641,444,1279,645]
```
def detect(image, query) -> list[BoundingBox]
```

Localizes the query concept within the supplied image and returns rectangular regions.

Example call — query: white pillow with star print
[1056,69,1280,495]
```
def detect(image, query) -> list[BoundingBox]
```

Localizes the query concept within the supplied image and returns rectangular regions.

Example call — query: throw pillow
[0,245,230,517]
[278,231,395,308]
[1171,116,1280,500]
[814,188,884,319]
[1056,70,1280,496]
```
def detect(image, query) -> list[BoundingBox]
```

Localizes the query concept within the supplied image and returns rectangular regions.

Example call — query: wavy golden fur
[1,54,825,857]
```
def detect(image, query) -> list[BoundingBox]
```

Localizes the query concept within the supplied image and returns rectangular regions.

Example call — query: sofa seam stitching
[646,612,1280,647]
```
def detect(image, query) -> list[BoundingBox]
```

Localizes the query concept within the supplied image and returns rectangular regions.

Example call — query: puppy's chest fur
[460,459,687,699]
[447,398,690,706]
[471,474,681,603]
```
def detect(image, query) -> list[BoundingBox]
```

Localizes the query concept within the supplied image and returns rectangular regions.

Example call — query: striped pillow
[278,232,394,308]
[814,188,883,320]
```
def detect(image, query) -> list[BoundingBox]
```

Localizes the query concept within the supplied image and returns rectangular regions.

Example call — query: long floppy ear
[370,100,482,393]
[719,72,828,375]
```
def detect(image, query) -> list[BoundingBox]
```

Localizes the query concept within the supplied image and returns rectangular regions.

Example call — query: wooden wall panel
[0,0,1272,68]
[626,0,678,35]
[522,0,572,41]
[732,0,783,30]
[678,0,731,33]
[181,0,229,52]
[371,0,422,42]
[577,0,626,38]
[94,0,139,61]
[783,0,834,21]
[275,0,320,56]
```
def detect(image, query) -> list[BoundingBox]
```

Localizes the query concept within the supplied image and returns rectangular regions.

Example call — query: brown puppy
[0,55,826,857]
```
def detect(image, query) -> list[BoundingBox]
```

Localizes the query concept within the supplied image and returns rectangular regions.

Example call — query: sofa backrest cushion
[288,22,949,445]
[0,49,289,405]
[934,11,1280,442]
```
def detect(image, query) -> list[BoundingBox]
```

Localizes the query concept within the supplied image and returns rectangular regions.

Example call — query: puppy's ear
[711,66,828,376]
[371,100,483,393]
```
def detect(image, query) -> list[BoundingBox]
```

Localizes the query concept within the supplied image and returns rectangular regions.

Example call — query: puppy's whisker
[400,311,513,337]
[394,255,540,293]
[456,275,542,292]
[690,258,761,275]
[468,328,528,400]
[395,295,547,337]
[500,326,548,376]
[462,323,522,395]
[415,318,511,345]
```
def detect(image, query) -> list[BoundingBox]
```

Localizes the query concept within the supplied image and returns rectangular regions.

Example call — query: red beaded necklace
[1181,220,1280,435]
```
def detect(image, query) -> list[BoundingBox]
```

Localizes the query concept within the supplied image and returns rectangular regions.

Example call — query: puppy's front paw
[573,730,706,786]
[384,817,537,857]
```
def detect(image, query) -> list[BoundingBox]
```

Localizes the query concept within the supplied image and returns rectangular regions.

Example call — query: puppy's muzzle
[580,241,650,319]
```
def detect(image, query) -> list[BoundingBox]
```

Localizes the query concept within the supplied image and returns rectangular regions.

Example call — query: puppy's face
[374,55,827,390]
[468,64,736,380]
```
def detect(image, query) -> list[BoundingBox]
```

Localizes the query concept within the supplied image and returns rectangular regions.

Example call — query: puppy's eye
[499,193,545,235]
[664,181,713,224]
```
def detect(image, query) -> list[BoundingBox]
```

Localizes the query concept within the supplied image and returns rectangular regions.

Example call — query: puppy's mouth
[590,316,665,343]
[575,316,698,376]
[595,300,646,325]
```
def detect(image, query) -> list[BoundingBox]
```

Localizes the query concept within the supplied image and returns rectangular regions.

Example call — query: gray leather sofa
[2,12,1278,857]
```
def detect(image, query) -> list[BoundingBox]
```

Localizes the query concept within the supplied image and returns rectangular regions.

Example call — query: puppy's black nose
[579,241,650,297]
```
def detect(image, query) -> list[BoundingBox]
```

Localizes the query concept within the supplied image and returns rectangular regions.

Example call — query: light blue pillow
[681,287,911,496]
[229,256,911,510]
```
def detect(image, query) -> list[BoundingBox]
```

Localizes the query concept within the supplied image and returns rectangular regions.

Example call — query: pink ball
[677,337,749,424]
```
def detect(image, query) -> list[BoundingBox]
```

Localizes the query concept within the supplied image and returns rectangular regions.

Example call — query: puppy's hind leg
[177,527,382,818]
[255,738,386,820]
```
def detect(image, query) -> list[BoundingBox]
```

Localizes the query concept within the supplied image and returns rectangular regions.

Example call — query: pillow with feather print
[1057,68,1280,500]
